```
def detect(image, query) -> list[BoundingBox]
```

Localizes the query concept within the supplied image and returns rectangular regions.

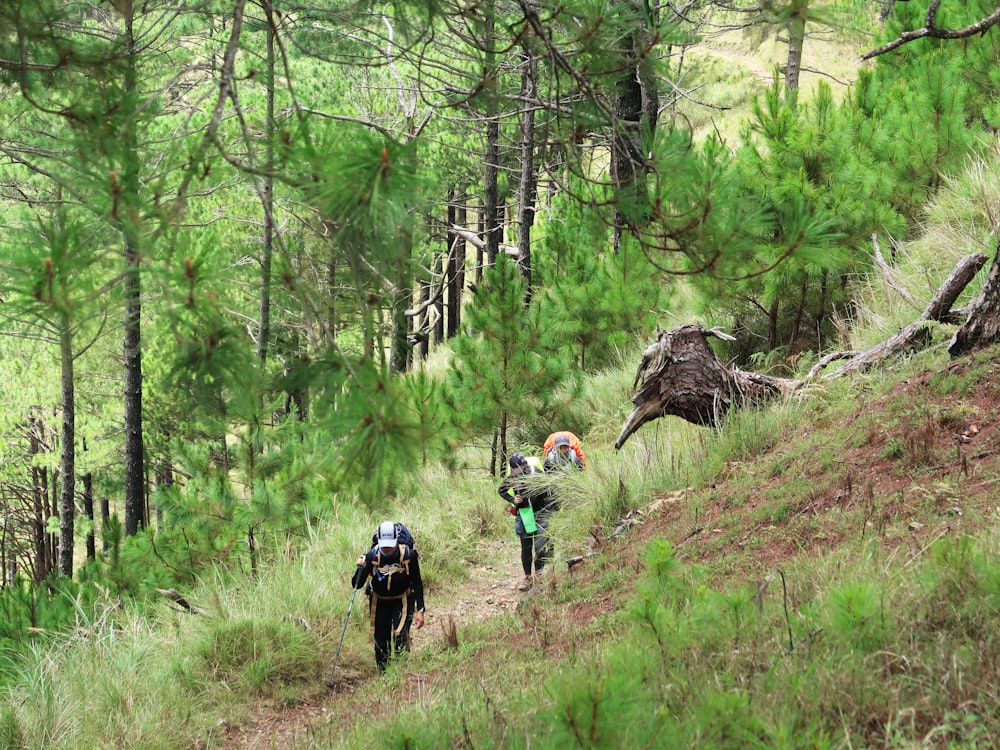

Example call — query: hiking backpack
[543,431,586,468]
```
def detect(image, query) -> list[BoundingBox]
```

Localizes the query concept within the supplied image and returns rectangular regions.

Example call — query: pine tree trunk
[29,413,47,582]
[483,2,501,267]
[83,472,95,560]
[256,6,276,364]
[516,48,538,301]
[441,189,464,339]
[785,5,806,90]
[122,14,146,537]
[447,192,464,339]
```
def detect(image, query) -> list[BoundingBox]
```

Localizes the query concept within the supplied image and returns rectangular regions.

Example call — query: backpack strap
[369,589,410,636]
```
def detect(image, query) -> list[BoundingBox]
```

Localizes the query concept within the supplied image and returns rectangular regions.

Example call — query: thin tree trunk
[58,314,75,577]
[29,413,46,582]
[433,240,445,345]
[483,2,501,267]
[516,47,538,302]
[785,3,806,90]
[445,192,458,338]
[122,13,146,537]
[451,194,466,337]
[83,471,95,560]
[257,4,276,364]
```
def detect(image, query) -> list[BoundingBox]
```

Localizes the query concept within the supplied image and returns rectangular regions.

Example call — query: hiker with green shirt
[498,453,558,591]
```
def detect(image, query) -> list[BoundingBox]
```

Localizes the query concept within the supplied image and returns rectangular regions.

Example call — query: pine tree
[446,256,573,473]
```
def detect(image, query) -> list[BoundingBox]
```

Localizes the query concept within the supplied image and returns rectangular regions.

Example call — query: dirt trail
[219,539,527,749]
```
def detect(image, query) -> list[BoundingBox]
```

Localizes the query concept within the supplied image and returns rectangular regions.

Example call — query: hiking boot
[517,576,532,591]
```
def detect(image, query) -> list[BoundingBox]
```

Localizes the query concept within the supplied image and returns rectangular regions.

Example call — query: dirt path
[219,539,526,749]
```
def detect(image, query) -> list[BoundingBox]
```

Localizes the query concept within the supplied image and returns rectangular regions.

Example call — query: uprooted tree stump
[614,325,803,450]
[616,251,991,451]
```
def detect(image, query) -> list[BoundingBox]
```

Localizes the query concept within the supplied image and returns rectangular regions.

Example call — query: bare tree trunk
[447,192,465,338]
[616,253,990,449]
[476,199,485,288]
[616,325,802,449]
[516,47,538,301]
[483,2,501,267]
[29,413,47,582]
[612,0,658,253]
[122,13,146,537]
[256,4,276,364]
[83,471,95,560]
[58,315,75,577]
[785,3,806,90]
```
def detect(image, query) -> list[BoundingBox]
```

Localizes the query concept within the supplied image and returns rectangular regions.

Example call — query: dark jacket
[498,464,556,513]
[351,545,425,612]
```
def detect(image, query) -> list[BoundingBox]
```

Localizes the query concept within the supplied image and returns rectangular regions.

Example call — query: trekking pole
[326,586,360,688]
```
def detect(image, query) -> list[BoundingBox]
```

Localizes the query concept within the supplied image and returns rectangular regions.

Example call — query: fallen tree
[615,251,990,450]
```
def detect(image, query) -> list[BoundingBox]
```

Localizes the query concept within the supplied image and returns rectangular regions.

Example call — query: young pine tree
[445,255,573,472]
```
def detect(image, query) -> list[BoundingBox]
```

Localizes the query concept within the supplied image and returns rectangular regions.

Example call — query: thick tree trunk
[612,0,658,253]
[615,325,802,449]
[123,14,146,537]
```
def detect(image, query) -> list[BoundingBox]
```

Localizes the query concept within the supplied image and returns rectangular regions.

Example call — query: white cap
[376,521,398,549]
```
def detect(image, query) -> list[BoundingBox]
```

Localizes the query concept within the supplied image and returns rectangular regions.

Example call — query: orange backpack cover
[543,431,586,468]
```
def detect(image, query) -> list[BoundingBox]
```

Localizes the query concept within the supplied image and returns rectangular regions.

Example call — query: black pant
[520,530,552,576]
[372,595,415,672]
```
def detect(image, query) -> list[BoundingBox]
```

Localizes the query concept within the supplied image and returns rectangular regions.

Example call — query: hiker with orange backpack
[352,521,425,673]
[543,431,585,471]
[498,453,558,591]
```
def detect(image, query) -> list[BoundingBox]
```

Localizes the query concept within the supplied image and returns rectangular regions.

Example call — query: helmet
[508,453,528,470]
[376,521,399,549]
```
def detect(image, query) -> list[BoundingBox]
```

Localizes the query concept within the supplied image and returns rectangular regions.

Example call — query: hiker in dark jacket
[498,453,558,591]
[352,520,425,673]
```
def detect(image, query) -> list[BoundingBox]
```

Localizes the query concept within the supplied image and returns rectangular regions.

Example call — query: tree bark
[122,12,146,537]
[447,192,465,339]
[949,242,1000,357]
[57,314,75,577]
[516,46,538,300]
[615,325,802,449]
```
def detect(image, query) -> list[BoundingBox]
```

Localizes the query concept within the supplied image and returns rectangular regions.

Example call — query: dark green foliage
[541,189,664,372]
[709,81,901,362]
[446,255,575,460]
